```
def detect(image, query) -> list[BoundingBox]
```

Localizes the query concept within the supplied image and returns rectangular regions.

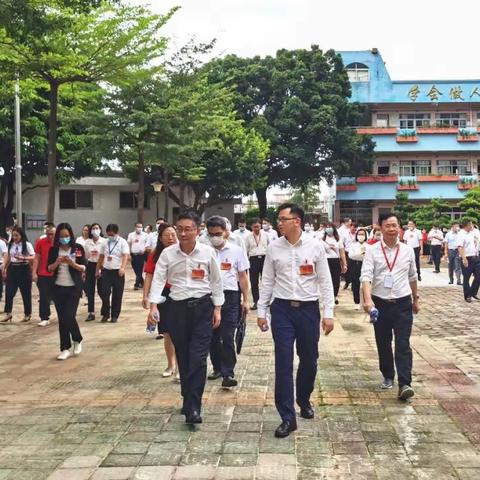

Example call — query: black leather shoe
[208,371,222,380]
[222,376,238,388]
[299,404,314,419]
[251,303,257,311]
[185,411,202,424]
[111,317,118,323]
[85,313,95,322]
[274,420,297,438]
[101,315,109,323]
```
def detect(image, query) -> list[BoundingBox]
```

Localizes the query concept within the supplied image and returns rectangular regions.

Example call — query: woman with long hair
[1,227,35,323]
[320,222,347,305]
[143,223,178,378]
[84,223,107,322]
[348,228,369,310]
[76,224,91,247]
[47,222,86,360]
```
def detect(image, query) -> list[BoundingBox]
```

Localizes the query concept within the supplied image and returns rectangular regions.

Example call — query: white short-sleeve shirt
[8,241,34,263]
[100,237,129,270]
[214,242,250,291]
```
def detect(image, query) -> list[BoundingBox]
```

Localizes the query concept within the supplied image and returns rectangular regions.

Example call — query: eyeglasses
[276,217,298,223]
[176,227,196,234]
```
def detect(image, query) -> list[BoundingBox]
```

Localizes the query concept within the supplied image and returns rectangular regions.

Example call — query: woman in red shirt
[143,223,178,377]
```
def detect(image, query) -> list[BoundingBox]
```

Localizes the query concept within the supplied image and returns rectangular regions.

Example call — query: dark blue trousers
[461,256,480,300]
[169,296,214,416]
[372,295,413,388]
[210,291,239,378]
[271,299,320,423]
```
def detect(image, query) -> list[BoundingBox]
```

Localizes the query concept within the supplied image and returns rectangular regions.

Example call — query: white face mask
[262,224,269,231]
[304,225,311,232]
[357,235,366,243]
[209,235,224,247]
[91,229,100,238]
[239,226,245,232]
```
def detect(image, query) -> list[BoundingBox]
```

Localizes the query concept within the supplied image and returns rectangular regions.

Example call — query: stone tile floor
[0,265,479,479]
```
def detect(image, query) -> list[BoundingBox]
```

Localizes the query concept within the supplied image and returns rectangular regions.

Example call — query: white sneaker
[175,372,180,382]
[354,305,360,311]
[57,350,72,361]
[38,320,50,327]
[73,341,82,355]
[162,367,174,377]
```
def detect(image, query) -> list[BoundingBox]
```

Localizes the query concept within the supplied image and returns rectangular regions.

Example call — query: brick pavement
[0,268,479,479]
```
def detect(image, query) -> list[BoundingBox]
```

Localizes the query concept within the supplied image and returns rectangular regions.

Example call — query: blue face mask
[59,237,70,245]
[108,235,117,241]
[325,227,334,236]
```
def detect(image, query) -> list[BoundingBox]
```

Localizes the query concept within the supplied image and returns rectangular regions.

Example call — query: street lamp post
[14,76,22,227]
[151,181,163,220]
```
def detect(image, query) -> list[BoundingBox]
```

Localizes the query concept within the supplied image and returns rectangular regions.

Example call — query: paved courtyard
[0,262,479,479]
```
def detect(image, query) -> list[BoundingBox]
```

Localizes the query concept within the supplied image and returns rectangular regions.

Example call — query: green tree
[412,198,451,231]
[205,47,374,215]
[290,183,321,213]
[0,0,176,221]
[391,192,417,226]
[458,187,480,224]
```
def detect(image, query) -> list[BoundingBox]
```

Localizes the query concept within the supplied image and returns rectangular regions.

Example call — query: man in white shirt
[127,222,149,290]
[342,222,357,289]
[361,213,419,401]
[0,237,7,302]
[428,225,444,273]
[147,212,224,425]
[245,218,269,309]
[96,224,129,323]
[224,218,246,251]
[403,220,423,281]
[457,219,480,302]
[232,217,250,244]
[337,217,352,239]
[205,216,250,387]
[444,222,462,285]
[262,219,278,242]
[257,203,334,438]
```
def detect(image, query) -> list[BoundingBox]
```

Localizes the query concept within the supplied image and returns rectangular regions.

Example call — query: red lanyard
[380,242,400,272]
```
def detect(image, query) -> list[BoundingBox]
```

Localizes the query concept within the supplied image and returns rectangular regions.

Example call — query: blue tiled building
[336,48,480,224]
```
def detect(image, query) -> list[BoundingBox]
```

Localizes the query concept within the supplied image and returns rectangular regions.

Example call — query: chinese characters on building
[408,85,480,102]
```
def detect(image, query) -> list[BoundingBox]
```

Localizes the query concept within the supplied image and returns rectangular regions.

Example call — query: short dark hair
[250,217,262,226]
[105,224,119,234]
[177,211,200,227]
[206,216,226,230]
[408,219,416,225]
[378,212,399,226]
[54,222,75,249]
[461,219,472,228]
[277,202,305,224]
[238,217,246,224]
[44,222,55,229]
[156,217,165,222]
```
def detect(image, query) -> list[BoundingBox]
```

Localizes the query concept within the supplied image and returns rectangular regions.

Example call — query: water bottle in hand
[369,307,379,325]
[146,312,159,333]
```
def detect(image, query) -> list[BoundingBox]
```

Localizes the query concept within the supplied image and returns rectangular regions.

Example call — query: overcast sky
[142,0,480,81]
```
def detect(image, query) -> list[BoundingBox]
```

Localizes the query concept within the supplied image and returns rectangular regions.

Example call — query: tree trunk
[46,81,59,222]
[137,146,145,223]
[255,187,268,218]
[179,182,186,209]
[163,170,169,222]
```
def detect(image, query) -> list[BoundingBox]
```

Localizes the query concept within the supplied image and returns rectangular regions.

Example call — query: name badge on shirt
[107,256,113,262]
[299,262,314,276]
[384,273,394,289]
[220,261,232,271]
[75,249,82,258]
[192,266,205,280]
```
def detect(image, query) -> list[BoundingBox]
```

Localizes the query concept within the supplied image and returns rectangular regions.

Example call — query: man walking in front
[127,222,149,290]
[257,203,334,438]
[148,212,224,424]
[361,213,419,401]
[457,219,480,303]
[444,222,462,285]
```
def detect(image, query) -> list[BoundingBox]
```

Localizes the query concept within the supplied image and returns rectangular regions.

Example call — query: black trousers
[101,269,125,319]
[413,247,421,279]
[210,290,240,378]
[372,295,413,388]
[4,264,32,315]
[431,245,442,272]
[37,276,54,320]
[344,252,351,286]
[350,260,363,305]
[0,271,3,301]
[327,258,341,298]
[53,285,82,351]
[169,296,214,416]
[461,256,480,300]
[85,262,105,314]
[271,299,320,422]
[131,253,146,287]
[249,255,265,304]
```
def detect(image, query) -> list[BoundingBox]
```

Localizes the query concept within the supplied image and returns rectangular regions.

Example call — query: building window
[437,160,469,175]
[399,160,431,176]
[435,112,467,128]
[376,114,389,127]
[346,63,369,82]
[377,160,390,175]
[476,112,480,127]
[119,191,150,209]
[399,113,430,129]
[59,190,93,209]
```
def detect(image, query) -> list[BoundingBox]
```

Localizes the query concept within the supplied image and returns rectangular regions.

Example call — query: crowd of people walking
[0,208,478,436]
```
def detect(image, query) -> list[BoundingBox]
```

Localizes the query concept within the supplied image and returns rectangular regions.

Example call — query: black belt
[224,290,239,295]
[10,263,29,266]
[275,298,319,308]
[131,253,145,256]
[372,294,411,304]
[172,294,212,308]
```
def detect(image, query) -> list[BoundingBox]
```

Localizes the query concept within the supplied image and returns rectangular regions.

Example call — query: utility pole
[14,76,22,227]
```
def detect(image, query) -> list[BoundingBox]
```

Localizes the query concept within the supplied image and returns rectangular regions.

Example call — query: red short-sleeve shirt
[144,252,171,289]
[35,237,54,277]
